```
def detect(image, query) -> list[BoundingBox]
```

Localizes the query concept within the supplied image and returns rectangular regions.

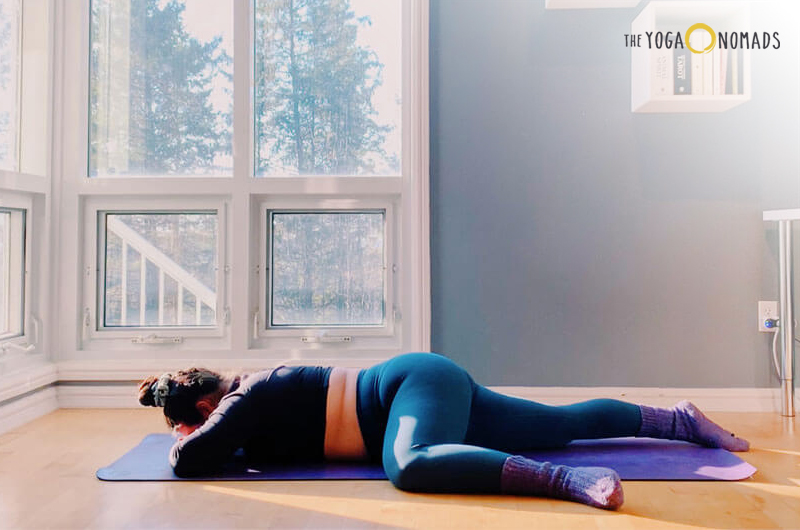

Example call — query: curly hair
[138,367,223,428]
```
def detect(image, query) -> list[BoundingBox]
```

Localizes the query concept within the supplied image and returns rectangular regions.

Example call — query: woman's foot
[638,400,750,452]
[500,455,624,510]
[567,466,625,510]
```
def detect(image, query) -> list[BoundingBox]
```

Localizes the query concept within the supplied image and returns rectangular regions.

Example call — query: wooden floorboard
[0,408,797,529]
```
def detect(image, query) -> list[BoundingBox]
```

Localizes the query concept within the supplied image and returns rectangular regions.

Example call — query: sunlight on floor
[202,485,599,528]
[730,481,800,499]
[199,483,774,530]
[758,447,800,458]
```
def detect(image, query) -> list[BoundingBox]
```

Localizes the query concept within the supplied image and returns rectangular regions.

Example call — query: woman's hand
[172,423,199,441]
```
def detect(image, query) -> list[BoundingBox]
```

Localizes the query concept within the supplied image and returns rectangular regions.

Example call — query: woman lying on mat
[138,352,749,510]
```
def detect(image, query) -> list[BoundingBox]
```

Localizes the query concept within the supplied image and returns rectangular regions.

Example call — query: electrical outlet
[758,301,778,332]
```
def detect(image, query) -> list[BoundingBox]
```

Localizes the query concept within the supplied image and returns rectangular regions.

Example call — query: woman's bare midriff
[324,367,370,461]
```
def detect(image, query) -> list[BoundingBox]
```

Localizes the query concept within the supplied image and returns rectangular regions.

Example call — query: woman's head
[138,367,224,429]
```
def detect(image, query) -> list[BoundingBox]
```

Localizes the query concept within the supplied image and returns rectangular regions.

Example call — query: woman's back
[170,366,333,476]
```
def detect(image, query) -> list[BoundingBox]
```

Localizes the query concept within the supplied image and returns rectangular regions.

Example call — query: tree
[255,0,396,175]
[0,0,17,166]
[90,0,231,175]
[272,212,383,325]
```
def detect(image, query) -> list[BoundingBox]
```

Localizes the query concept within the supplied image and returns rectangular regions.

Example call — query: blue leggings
[355,352,643,493]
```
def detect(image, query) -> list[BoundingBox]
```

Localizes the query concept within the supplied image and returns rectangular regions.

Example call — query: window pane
[0,209,25,338]
[89,0,233,177]
[103,213,217,327]
[255,0,401,176]
[270,211,385,326]
[0,0,19,171]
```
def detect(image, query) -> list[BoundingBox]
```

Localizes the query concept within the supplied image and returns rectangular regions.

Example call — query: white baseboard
[54,382,799,413]
[0,360,58,402]
[0,387,59,435]
[57,384,141,409]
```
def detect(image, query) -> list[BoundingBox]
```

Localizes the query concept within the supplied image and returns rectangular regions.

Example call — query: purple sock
[500,455,624,510]
[637,400,750,451]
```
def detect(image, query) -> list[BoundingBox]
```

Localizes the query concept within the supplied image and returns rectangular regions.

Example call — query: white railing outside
[107,217,215,326]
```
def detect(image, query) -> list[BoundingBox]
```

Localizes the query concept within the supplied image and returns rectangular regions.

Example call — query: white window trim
[253,197,399,351]
[55,0,430,368]
[0,0,53,372]
[0,192,34,356]
[80,196,230,351]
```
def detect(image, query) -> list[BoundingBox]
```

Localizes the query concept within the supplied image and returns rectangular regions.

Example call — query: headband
[151,373,172,407]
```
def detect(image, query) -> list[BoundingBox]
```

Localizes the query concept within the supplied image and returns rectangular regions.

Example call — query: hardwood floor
[0,408,798,529]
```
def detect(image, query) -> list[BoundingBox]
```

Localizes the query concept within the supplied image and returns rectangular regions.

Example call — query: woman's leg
[464,386,642,451]
[463,383,749,452]
[638,400,749,451]
[377,353,623,509]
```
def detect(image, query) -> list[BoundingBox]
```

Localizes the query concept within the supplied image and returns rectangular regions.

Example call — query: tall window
[73,0,427,353]
[254,0,401,176]
[0,208,25,339]
[89,0,233,176]
[0,0,20,171]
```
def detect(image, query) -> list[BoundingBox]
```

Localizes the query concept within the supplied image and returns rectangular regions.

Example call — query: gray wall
[430,0,800,387]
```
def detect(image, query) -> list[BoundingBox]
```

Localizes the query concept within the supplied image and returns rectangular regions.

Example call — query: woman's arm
[169,390,253,477]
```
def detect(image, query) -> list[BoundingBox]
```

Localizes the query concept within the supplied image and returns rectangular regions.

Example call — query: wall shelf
[631,1,751,113]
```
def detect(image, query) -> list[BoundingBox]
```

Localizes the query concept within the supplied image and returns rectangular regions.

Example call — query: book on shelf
[673,45,691,95]
[690,30,704,95]
[652,47,674,97]
[717,47,728,95]
[726,47,744,95]
[735,47,744,95]
[701,31,713,95]
[657,30,746,96]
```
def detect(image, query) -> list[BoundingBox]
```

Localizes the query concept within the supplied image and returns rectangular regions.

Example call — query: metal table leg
[778,220,795,417]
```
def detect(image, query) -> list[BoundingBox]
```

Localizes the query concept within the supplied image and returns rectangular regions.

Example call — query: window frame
[58,0,430,362]
[86,0,235,179]
[81,197,230,347]
[0,0,51,367]
[251,0,403,179]
[257,198,397,346]
[0,193,32,348]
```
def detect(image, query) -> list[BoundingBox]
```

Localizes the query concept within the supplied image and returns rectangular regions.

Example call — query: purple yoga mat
[96,434,756,482]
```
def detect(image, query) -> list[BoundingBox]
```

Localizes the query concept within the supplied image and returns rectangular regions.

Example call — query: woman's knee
[383,445,433,492]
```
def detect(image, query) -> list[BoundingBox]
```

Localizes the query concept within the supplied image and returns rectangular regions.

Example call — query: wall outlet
[758,301,778,332]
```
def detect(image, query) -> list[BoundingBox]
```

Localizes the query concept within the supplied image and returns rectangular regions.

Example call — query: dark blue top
[170,365,333,477]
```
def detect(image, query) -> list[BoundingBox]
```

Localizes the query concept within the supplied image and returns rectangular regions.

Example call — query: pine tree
[0,1,16,166]
[90,0,231,175]
[255,0,396,175]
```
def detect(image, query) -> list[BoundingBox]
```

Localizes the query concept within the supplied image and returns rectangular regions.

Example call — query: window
[0,0,20,171]
[0,208,25,340]
[98,211,219,329]
[66,0,428,357]
[268,211,386,327]
[89,0,233,177]
[257,198,397,346]
[254,0,402,176]
[0,0,49,360]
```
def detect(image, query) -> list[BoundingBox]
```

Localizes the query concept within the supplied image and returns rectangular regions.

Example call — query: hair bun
[138,376,160,407]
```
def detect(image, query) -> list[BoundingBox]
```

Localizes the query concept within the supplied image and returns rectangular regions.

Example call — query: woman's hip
[356,352,475,462]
